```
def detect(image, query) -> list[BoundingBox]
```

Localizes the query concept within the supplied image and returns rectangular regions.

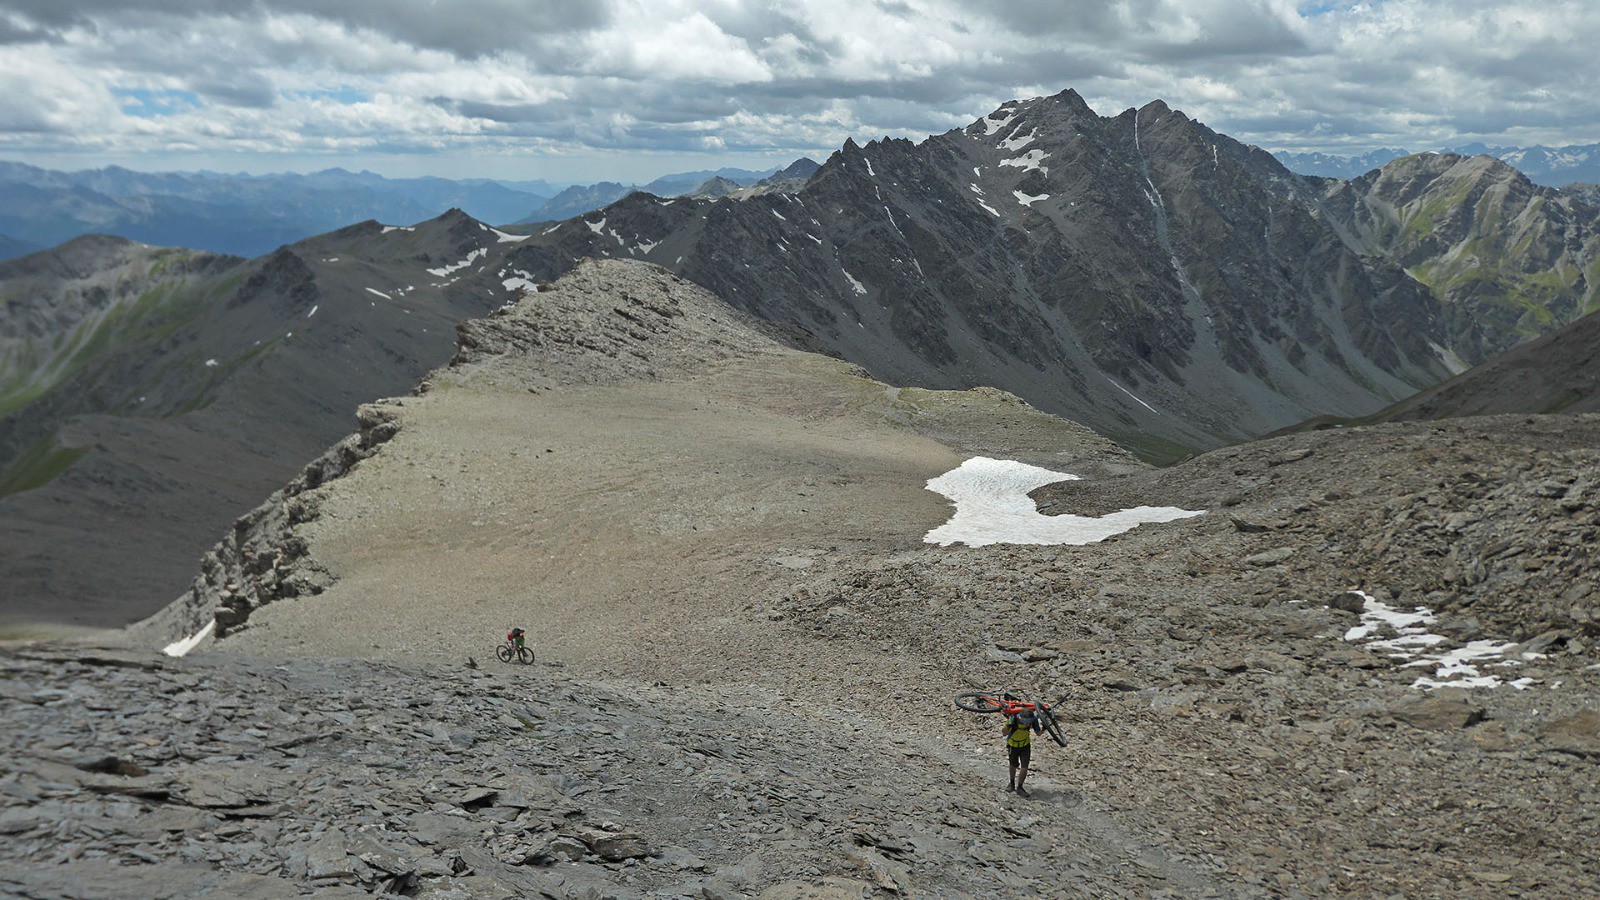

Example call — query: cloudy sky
[1,0,1595,183]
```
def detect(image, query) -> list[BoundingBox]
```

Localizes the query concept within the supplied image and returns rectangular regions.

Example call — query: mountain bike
[954,691,1067,746]
[496,639,534,664]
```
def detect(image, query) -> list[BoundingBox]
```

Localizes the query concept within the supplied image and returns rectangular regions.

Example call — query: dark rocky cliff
[501,90,1458,457]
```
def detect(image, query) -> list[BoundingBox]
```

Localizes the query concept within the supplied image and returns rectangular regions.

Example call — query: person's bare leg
[1016,764,1029,796]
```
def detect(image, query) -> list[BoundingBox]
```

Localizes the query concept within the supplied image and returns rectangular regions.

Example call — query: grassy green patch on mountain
[0,434,87,499]
[0,274,236,422]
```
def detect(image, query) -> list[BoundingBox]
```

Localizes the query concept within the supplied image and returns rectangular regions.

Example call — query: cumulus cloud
[0,0,1594,175]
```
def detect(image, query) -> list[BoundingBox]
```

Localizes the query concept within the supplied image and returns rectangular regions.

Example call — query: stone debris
[2,647,1221,899]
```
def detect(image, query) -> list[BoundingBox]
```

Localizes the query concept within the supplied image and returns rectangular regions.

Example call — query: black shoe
[1016,786,1029,797]
[1006,784,1016,793]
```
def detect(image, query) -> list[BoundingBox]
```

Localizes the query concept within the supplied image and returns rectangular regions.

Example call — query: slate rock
[548,835,588,861]
[577,826,651,861]
[1267,449,1315,466]
[1330,591,1367,614]
[757,877,876,899]
[1387,699,1486,731]
[1244,547,1295,567]
[1540,710,1600,758]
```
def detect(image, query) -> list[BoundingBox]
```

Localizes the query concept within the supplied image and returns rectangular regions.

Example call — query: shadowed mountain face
[496,90,1455,458]
[0,213,548,628]
[1320,153,1600,362]
[1365,309,1600,422]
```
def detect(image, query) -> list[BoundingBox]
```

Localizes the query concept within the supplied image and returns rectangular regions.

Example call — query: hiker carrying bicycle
[1004,707,1043,796]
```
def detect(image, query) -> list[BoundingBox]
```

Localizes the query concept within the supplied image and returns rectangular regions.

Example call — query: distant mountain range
[0,162,553,259]
[1276,142,1600,186]
[0,234,40,259]
[0,162,812,261]
[517,166,790,222]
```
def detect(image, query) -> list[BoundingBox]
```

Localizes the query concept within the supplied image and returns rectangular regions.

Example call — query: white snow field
[1342,590,1537,690]
[924,457,1204,548]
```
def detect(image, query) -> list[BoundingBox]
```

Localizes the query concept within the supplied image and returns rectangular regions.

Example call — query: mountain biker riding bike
[507,627,526,650]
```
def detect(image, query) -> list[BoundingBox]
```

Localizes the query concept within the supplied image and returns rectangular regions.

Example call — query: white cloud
[587,8,772,83]
[0,0,1595,174]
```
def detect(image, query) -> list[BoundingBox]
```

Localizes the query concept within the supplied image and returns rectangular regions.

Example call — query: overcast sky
[1,0,1595,183]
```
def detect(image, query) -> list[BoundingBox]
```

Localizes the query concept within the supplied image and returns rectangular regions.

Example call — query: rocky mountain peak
[1045,86,1094,115]
[1137,98,1176,119]
[489,91,1472,456]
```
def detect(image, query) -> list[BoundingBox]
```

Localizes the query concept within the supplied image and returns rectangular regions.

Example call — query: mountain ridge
[1319,152,1600,360]
[0,211,544,628]
[496,90,1455,457]
[6,90,1600,632]
[1277,141,1600,186]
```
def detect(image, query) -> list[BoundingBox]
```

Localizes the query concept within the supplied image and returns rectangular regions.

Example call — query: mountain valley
[3,89,1600,899]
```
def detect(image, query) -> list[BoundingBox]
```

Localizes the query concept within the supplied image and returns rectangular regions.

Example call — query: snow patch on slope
[1341,591,1539,690]
[426,248,487,278]
[162,619,216,657]
[924,457,1204,547]
[982,111,1016,135]
[842,269,868,296]
[1000,149,1050,174]
[999,129,1037,152]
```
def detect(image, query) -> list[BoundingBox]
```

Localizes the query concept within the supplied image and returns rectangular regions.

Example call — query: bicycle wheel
[516,646,534,665]
[495,644,513,663]
[954,692,1006,713]
[1038,706,1067,746]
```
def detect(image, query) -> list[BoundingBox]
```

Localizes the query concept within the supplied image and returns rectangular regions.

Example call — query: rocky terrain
[3,644,1248,899]
[8,258,1576,898]
[2,119,1597,900]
